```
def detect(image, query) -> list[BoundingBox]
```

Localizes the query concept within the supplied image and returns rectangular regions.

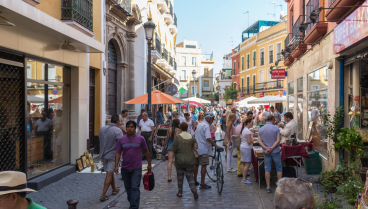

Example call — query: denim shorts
[264,152,282,172]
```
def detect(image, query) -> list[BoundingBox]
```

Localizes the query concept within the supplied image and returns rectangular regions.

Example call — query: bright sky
[175,0,287,75]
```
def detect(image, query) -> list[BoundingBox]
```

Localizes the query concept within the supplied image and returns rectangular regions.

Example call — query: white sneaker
[241,179,252,184]
[227,168,237,172]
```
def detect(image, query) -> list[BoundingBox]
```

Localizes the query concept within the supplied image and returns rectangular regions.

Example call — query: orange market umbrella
[124,90,186,104]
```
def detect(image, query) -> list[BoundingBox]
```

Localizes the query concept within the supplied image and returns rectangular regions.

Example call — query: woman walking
[171,122,199,199]
[240,118,254,184]
[184,113,195,135]
[164,119,181,182]
[196,113,205,126]
[226,113,236,172]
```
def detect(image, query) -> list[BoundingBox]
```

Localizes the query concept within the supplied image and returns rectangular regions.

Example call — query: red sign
[259,92,264,97]
[271,69,286,79]
[334,1,368,53]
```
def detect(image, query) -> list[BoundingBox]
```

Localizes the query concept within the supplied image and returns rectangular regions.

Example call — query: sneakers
[241,179,252,184]
[266,188,272,193]
[227,168,237,173]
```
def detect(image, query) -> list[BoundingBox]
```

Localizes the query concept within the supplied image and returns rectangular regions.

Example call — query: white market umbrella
[182,97,211,104]
[234,96,257,105]
[247,95,286,104]
[27,95,44,103]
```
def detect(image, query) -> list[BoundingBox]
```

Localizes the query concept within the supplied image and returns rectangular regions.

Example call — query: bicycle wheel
[216,162,224,194]
[206,155,217,182]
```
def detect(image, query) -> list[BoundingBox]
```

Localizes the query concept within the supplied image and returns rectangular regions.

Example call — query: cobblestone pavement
[29,128,322,209]
[28,159,162,209]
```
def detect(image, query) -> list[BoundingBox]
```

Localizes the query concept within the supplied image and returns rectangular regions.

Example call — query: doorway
[89,68,95,151]
[108,41,118,116]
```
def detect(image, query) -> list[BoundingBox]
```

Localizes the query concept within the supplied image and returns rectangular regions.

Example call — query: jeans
[264,152,282,172]
[227,145,235,170]
[121,167,143,209]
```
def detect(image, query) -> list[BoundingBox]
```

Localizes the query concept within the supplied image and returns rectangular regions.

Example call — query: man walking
[115,121,152,209]
[258,115,282,193]
[173,111,186,123]
[119,109,129,134]
[138,112,155,159]
[156,106,164,125]
[279,112,297,143]
[136,109,145,127]
[99,114,123,201]
[35,112,53,160]
[194,112,222,189]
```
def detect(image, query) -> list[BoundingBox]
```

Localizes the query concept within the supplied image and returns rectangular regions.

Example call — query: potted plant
[335,127,367,162]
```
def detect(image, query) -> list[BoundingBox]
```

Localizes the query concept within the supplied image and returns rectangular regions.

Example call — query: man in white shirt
[139,112,155,159]
[278,112,297,143]
[172,111,186,124]
[194,112,221,189]
[119,109,129,134]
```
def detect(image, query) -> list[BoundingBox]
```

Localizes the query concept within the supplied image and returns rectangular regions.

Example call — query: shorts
[103,158,115,173]
[240,147,252,163]
[167,146,172,152]
[196,154,209,166]
[264,152,282,172]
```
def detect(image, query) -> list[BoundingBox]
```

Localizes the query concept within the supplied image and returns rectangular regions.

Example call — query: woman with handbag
[240,118,254,184]
[164,119,181,182]
[171,122,199,199]
[226,113,236,172]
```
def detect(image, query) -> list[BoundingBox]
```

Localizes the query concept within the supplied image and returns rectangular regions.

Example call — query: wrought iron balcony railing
[287,16,305,52]
[234,46,240,53]
[169,57,173,67]
[306,0,319,35]
[254,80,283,92]
[174,13,177,27]
[174,62,177,70]
[154,34,161,54]
[169,2,173,19]
[241,86,255,94]
[61,0,93,31]
[202,87,212,91]
[162,48,168,61]
[221,75,232,80]
[328,0,337,7]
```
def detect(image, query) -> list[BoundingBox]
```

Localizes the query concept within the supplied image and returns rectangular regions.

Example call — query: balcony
[179,76,187,81]
[326,0,364,22]
[157,0,169,13]
[254,80,283,92]
[151,33,162,61]
[241,86,255,94]
[304,0,328,44]
[202,87,212,92]
[290,16,307,59]
[61,0,93,32]
[169,13,178,34]
[162,48,168,61]
[174,62,177,71]
[221,75,232,80]
[234,46,240,53]
[169,57,173,67]
[163,13,174,25]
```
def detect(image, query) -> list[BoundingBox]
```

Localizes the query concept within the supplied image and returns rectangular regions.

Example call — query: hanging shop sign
[259,92,264,97]
[334,1,368,54]
[271,69,286,79]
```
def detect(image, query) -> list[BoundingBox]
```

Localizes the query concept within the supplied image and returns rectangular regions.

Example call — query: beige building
[176,40,214,99]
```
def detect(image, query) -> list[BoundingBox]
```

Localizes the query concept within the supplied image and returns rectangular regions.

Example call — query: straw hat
[0,171,36,195]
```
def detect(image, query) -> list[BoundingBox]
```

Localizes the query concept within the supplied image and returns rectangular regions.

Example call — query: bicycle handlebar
[214,139,224,142]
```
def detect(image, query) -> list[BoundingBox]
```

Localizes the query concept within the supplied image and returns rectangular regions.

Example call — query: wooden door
[108,41,117,116]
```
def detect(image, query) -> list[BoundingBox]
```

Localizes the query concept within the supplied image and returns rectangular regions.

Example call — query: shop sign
[334,1,368,54]
[271,69,286,79]
[259,92,264,97]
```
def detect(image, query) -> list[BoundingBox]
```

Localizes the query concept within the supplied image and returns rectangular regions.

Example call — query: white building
[176,40,214,99]
[218,54,233,107]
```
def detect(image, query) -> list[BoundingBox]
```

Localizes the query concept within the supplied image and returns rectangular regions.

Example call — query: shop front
[286,31,339,171]
[0,1,104,189]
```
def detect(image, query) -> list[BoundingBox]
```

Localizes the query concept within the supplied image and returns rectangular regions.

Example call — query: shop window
[307,90,328,158]
[287,81,294,112]
[26,59,70,179]
[297,77,303,93]
[308,67,326,91]
[297,94,303,140]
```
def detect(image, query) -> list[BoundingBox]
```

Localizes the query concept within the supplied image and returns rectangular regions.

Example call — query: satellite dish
[166,83,178,95]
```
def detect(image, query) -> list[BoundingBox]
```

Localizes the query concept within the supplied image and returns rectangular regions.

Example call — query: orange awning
[124,90,186,104]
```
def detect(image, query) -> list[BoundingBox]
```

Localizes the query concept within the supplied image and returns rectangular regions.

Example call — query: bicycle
[206,139,225,194]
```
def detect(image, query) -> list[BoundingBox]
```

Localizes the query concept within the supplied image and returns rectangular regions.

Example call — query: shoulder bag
[232,135,241,149]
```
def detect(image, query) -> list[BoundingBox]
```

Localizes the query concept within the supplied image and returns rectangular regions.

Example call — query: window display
[26,59,70,179]
[287,81,294,113]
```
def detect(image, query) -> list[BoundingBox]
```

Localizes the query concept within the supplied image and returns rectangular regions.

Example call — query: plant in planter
[335,127,367,162]
[336,177,364,205]
[324,106,344,144]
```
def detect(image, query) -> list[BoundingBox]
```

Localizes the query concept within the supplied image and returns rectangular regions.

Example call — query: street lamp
[192,70,196,97]
[144,18,156,119]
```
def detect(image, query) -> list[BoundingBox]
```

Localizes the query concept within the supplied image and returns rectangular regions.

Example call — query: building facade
[237,20,287,109]
[231,45,240,92]
[0,0,105,188]
[283,0,367,171]
[176,40,214,99]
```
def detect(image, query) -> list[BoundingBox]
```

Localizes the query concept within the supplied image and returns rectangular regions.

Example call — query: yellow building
[237,20,287,102]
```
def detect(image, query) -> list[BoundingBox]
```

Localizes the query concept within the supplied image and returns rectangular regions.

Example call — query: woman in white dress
[240,118,254,184]
[184,113,195,135]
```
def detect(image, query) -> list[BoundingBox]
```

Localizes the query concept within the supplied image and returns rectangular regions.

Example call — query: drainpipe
[339,59,344,164]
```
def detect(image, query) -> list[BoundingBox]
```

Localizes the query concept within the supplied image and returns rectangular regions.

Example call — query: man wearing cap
[0,171,46,209]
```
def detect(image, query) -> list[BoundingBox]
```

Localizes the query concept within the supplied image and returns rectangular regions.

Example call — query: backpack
[143,171,155,191]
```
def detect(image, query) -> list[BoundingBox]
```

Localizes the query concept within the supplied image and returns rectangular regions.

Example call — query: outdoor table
[280,143,314,178]
[251,146,264,188]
